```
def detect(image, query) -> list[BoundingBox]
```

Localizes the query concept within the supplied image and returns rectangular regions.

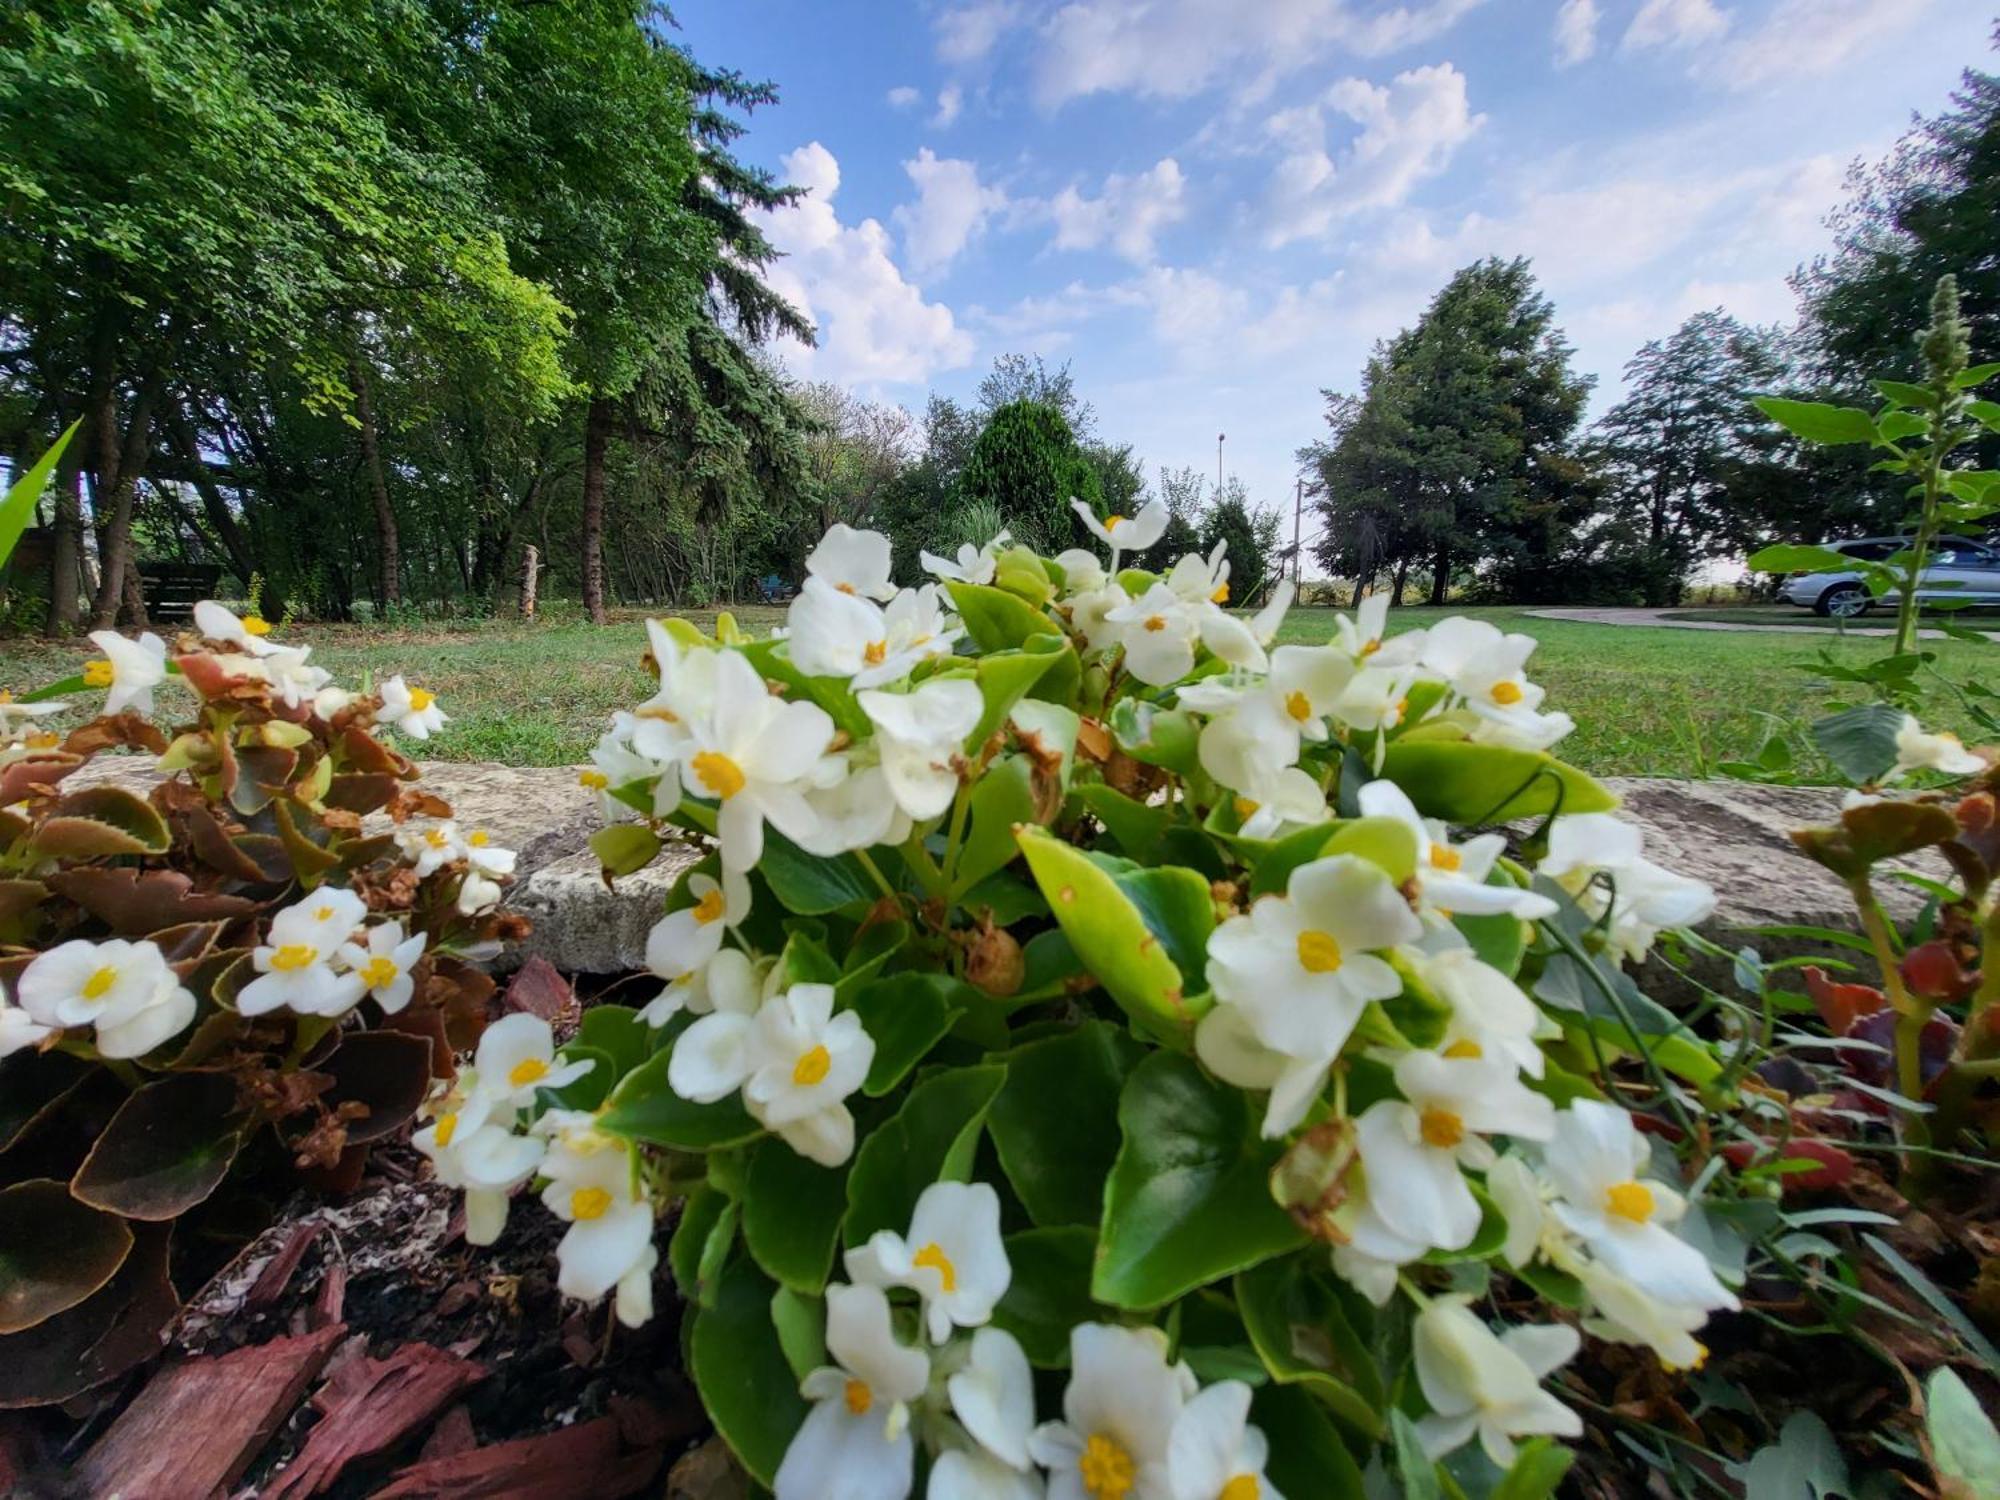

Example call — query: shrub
[416,514,1784,1496]
[956,399,1103,554]
[0,601,517,1406]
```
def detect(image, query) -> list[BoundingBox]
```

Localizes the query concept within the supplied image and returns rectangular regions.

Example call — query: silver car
[1778,535,2000,617]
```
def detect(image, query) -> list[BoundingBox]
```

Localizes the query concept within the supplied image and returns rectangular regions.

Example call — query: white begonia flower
[336,920,428,1014]
[412,1078,544,1245]
[1206,854,1421,1065]
[1191,689,1302,792]
[1029,1323,1193,1500]
[537,1112,656,1314]
[462,829,516,879]
[0,695,68,740]
[85,629,168,716]
[777,1282,931,1500]
[398,820,468,878]
[1539,813,1716,962]
[1334,591,1426,666]
[1071,495,1168,572]
[17,938,196,1059]
[1487,1153,1556,1269]
[1412,1298,1582,1469]
[262,647,331,711]
[1167,540,1233,608]
[846,1180,1011,1344]
[1068,584,1128,653]
[1892,714,1984,777]
[923,529,1011,585]
[665,950,767,1094]
[1469,704,1576,753]
[313,685,354,721]
[806,522,899,602]
[1266,644,1354,740]
[473,1012,595,1110]
[1573,1257,1715,1372]
[1328,663,1420,736]
[860,677,983,821]
[643,940,766,1030]
[645,867,750,983]
[793,763,914,857]
[743,982,875,1167]
[458,870,504,916]
[237,889,370,1018]
[1356,779,1558,922]
[1416,947,1547,1080]
[672,647,839,873]
[788,578,961,689]
[1538,1100,1739,1312]
[193,599,284,657]
[16,940,197,1056]
[1423,618,1552,729]
[0,979,53,1058]
[1054,548,1107,596]
[1330,1174,1434,1305]
[1108,583,1202,686]
[929,1450,1046,1500]
[946,1327,1037,1472]
[1353,1050,1556,1253]
[378,673,448,739]
[1167,1380,1284,1500]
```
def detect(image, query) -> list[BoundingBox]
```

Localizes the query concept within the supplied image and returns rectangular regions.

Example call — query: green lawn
[1660,606,2000,632]
[2,603,1991,780]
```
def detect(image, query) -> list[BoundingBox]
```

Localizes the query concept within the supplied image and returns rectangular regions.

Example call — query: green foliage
[957,399,1104,553]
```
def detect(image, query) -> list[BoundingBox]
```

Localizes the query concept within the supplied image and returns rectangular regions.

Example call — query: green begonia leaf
[947,580,1063,652]
[843,1065,1006,1247]
[989,1021,1142,1227]
[742,1136,849,1294]
[689,1257,810,1487]
[600,1048,764,1150]
[1235,1256,1383,1437]
[848,973,966,1096]
[990,1225,1101,1366]
[1379,740,1617,824]
[669,1184,737,1307]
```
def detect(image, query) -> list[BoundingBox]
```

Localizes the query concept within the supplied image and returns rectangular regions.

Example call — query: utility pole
[1216,433,1225,492]
[1293,476,1304,586]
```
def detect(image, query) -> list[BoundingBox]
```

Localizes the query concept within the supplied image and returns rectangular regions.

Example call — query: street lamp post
[1216,432,1225,492]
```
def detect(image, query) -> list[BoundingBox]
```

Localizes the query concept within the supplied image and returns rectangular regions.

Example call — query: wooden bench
[137,561,224,621]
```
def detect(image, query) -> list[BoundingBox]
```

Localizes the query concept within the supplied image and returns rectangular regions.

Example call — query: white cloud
[1260,63,1484,246]
[885,84,921,109]
[1048,158,1189,264]
[936,0,1020,62]
[893,149,1008,274]
[1553,0,1600,66]
[1621,0,1730,53]
[755,142,974,386]
[931,83,965,127]
[1025,0,1488,109]
[1713,0,1926,90]
[1110,265,1254,349]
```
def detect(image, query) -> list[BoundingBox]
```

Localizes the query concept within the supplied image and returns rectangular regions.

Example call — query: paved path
[1523,605,2000,640]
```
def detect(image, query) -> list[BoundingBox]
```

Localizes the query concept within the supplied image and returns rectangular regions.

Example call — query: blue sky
[675,1,1996,552]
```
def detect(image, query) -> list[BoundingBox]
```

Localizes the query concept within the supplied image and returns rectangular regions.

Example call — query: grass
[1660,605,2000,632]
[2,603,1992,781]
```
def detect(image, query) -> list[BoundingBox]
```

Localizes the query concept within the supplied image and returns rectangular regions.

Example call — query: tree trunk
[163,406,280,618]
[581,395,612,626]
[1427,539,1450,606]
[519,544,540,619]
[349,348,400,608]
[1391,553,1412,606]
[88,364,166,630]
[44,440,87,637]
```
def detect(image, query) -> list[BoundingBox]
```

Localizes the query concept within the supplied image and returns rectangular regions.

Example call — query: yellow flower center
[693,887,727,925]
[792,1044,832,1087]
[1079,1433,1136,1500]
[1233,795,1260,820]
[579,769,609,789]
[26,732,58,750]
[1605,1181,1655,1223]
[409,687,435,711]
[1143,614,1167,632]
[691,751,747,800]
[81,965,120,1001]
[844,1378,872,1414]
[242,616,272,637]
[1211,582,1230,604]
[864,639,888,666]
[1285,691,1312,722]
[359,956,399,989]
[1360,637,1381,657]
[1420,1107,1465,1150]
[271,943,318,972]
[435,1111,458,1147]
[83,659,114,688]
[835,581,858,596]
[912,1242,958,1293]
[508,1057,550,1089]
[425,829,450,848]
[1940,731,1963,746]
[1429,842,1462,872]
[1221,1478,1261,1500]
[469,831,490,847]
[313,904,334,921]
[636,705,680,723]
[1296,929,1343,973]
[1442,1039,1483,1060]
[1491,680,1524,706]
[1104,515,1126,533]
[1391,697,1408,724]
[571,1186,613,1221]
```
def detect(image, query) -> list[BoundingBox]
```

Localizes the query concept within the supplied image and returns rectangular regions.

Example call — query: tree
[976,354,1096,443]
[1306,260,1594,604]
[1154,466,1207,559]
[1198,479,1281,603]
[956,400,1103,553]
[793,382,914,533]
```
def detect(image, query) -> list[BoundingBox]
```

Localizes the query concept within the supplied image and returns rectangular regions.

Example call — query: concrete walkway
[1524,605,1999,640]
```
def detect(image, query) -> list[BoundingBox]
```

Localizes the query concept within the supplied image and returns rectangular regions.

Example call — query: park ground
[2,604,1990,782]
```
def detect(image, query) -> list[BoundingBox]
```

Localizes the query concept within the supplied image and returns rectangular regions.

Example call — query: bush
[956,399,1103,554]
[414,515,1791,1497]
[0,602,517,1405]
